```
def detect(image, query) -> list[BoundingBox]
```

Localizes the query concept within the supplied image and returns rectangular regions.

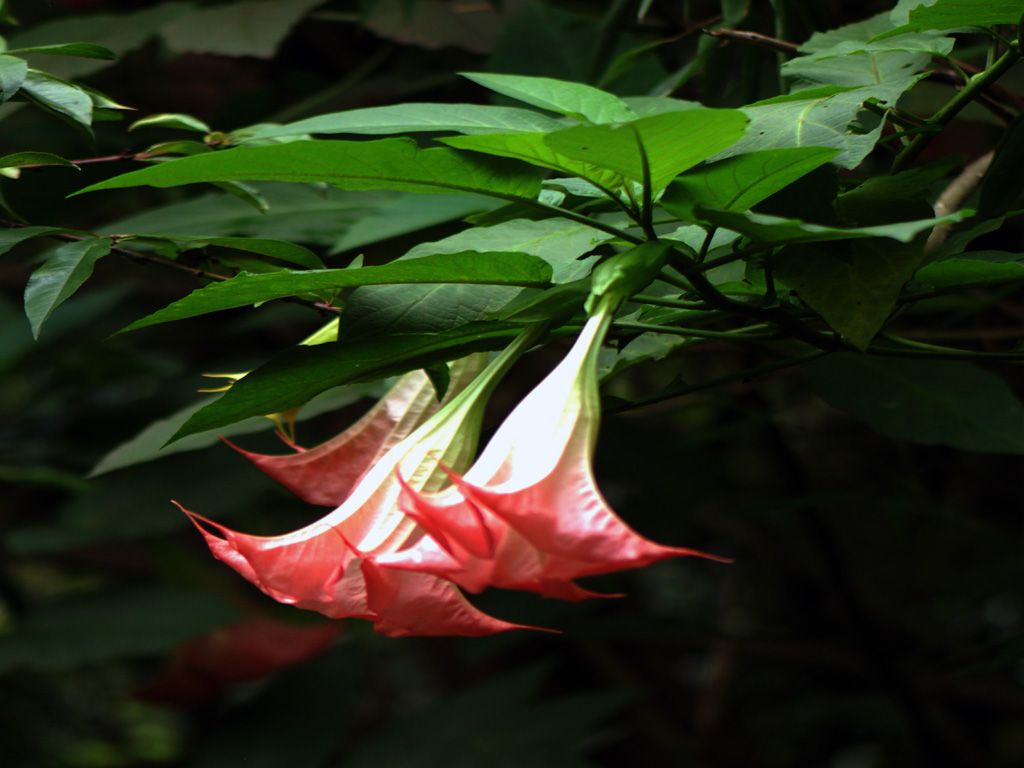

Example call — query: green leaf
[543,108,749,193]
[836,155,965,225]
[775,240,923,349]
[236,103,566,142]
[0,151,79,170]
[24,236,112,339]
[0,226,80,255]
[717,83,919,169]
[88,380,386,476]
[803,354,1024,453]
[129,112,211,133]
[914,252,1024,289]
[620,95,701,117]
[335,217,614,343]
[160,0,324,58]
[74,138,543,200]
[119,252,553,333]
[876,0,1024,39]
[3,3,189,80]
[802,11,954,57]
[441,131,620,188]
[330,193,503,255]
[694,208,966,245]
[401,216,614,283]
[172,322,524,441]
[19,69,92,127]
[784,44,929,90]
[212,180,270,213]
[338,283,521,341]
[5,42,116,59]
[0,54,26,102]
[785,13,949,91]
[461,72,636,124]
[662,147,840,221]
[0,587,239,674]
[99,183,397,247]
[125,234,324,269]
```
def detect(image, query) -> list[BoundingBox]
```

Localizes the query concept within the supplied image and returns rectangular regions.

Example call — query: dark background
[1,2,1021,766]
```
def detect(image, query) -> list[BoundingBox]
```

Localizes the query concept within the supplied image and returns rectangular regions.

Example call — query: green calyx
[585,240,672,315]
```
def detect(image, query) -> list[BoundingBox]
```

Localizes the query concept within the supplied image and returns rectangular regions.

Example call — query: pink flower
[379,300,728,600]
[225,363,479,507]
[179,346,545,637]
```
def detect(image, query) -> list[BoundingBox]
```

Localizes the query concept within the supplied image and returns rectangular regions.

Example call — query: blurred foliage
[0,1,1023,767]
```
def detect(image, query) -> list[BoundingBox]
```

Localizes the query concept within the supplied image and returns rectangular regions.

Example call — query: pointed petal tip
[682,547,733,564]
[172,500,232,538]
[373,616,559,638]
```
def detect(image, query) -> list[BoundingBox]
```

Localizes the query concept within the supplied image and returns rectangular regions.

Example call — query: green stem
[631,293,713,310]
[871,333,1024,361]
[696,228,716,264]
[633,128,657,240]
[667,245,841,350]
[613,319,776,340]
[691,242,769,274]
[892,42,1021,173]
[518,197,642,244]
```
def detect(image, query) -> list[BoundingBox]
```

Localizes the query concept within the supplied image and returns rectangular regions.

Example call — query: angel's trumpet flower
[379,294,727,600]
[179,336,545,637]
[226,362,480,507]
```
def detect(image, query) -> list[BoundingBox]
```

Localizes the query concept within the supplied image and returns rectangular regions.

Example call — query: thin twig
[703,28,800,55]
[893,44,1022,173]
[0,220,344,317]
[924,150,995,255]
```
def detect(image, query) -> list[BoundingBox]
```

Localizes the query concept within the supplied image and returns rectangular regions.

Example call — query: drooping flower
[378,296,727,600]
[179,336,546,637]
[225,362,480,507]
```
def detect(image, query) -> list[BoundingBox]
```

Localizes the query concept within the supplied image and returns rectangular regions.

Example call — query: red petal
[178,502,372,619]
[360,561,549,637]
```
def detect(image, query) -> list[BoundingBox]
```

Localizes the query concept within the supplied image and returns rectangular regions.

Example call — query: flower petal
[360,560,546,637]
[224,368,458,507]
[381,305,728,601]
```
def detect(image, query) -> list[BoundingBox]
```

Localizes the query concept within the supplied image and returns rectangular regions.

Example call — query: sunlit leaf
[75,138,543,200]
[236,104,565,142]
[130,112,211,132]
[544,108,748,192]
[876,0,1024,39]
[0,55,27,102]
[662,147,840,221]
[461,72,636,123]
